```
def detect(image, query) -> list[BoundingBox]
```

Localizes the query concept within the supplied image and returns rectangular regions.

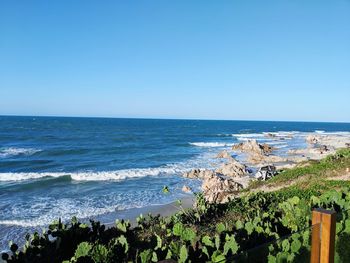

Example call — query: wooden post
[310,209,336,263]
[311,210,322,263]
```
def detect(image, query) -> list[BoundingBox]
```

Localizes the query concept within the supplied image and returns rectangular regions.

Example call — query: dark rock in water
[255,165,277,181]
[265,133,277,138]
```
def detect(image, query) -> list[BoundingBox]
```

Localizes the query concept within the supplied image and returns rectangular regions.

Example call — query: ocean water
[1,116,350,250]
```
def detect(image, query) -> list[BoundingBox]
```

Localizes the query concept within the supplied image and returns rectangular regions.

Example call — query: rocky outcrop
[288,145,332,157]
[183,169,215,179]
[247,154,286,164]
[288,149,306,155]
[261,143,275,154]
[232,140,275,155]
[215,158,249,177]
[264,133,277,138]
[310,134,350,149]
[232,139,263,154]
[232,140,283,164]
[318,145,330,154]
[255,165,277,181]
[306,135,320,144]
[216,150,233,159]
[183,158,249,179]
[182,185,192,193]
[202,174,243,203]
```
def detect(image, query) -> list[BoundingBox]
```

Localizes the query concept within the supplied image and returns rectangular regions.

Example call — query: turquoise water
[0,116,350,249]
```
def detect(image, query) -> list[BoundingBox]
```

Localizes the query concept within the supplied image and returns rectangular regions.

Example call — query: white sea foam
[236,137,254,142]
[320,131,350,136]
[0,219,46,227]
[315,130,325,134]
[0,149,222,183]
[275,144,289,149]
[189,142,234,147]
[70,166,185,181]
[0,200,127,227]
[267,141,289,145]
[263,131,300,137]
[0,165,188,182]
[0,147,41,158]
[232,133,263,138]
[0,180,202,227]
[217,134,234,137]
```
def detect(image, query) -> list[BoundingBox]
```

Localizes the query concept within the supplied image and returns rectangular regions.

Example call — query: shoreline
[102,132,350,225]
[1,130,350,253]
[97,195,195,228]
[182,131,350,203]
[0,196,195,254]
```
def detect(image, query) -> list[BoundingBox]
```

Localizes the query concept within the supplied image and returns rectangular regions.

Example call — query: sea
[1,116,350,251]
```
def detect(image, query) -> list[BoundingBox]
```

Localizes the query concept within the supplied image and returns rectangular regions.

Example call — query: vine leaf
[223,234,239,255]
[179,245,188,263]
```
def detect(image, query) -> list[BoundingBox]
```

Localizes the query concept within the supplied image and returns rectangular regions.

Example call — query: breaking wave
[0,166,187,182]
[0,147,41,158]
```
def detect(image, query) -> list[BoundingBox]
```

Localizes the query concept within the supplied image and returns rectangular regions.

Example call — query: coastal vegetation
[2,148,350,263]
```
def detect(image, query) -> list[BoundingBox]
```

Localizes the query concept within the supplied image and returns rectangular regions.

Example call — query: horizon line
[0,114,349,124]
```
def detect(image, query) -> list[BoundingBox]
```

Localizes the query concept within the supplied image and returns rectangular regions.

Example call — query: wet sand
[91,195,195,227]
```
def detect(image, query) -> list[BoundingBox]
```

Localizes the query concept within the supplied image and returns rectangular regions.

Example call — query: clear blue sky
[0,1,349,122]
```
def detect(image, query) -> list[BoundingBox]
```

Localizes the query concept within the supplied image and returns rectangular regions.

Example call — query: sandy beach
[97,195,195,227]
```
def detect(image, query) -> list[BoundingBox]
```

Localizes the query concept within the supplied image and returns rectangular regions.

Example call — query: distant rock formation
[306,135,320,144]
[232,139,275,155]
[232,140,284,164]
[216,150,233,159]
[288,145,331,156]
[215,158,250,177]
[264,133,277,138]
[247,154,286,165]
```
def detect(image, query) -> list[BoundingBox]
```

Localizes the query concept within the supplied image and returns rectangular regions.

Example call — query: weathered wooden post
[310,209,336,263]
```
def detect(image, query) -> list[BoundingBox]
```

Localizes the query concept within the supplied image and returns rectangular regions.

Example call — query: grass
[248,148,350,190]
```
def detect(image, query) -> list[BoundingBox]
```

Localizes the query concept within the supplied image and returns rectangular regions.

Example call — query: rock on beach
[215,158,250,177]
[202,174,243,203]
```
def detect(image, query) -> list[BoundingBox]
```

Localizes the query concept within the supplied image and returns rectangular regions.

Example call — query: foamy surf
[0,180,202,228]
[0,202,130,227]
[189,142,234,147]
[315,130,325,134]
[0,167,187,182]
[0,147,41,158]
[232,133,263,138]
